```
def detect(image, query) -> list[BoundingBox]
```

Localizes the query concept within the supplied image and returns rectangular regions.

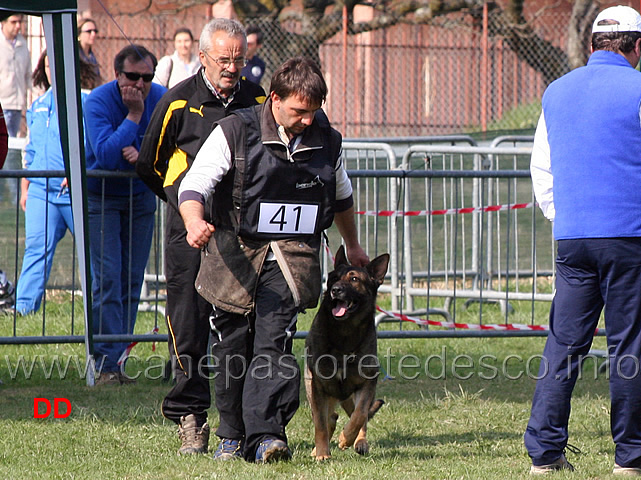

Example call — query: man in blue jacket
[84,44,166,386]
[526,5,641,475]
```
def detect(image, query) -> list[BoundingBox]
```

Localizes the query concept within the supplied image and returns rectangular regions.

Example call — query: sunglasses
[120,71,154,82]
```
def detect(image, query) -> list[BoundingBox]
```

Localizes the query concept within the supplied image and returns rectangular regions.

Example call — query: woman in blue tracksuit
[14,50,97,315]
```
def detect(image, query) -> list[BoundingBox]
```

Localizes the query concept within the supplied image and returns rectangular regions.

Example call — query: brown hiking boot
[178,414,210,455]
[118,372,137,385]
[95,372,137,386]
[95,372,120,386]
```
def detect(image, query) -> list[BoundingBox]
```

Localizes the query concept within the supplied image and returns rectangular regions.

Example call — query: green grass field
[0,293,620,480]
[0,153,603,479]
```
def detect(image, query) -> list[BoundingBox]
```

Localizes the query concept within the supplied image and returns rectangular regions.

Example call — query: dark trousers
[525,238,641,468]
[161,207,212,423]
[209,260,300,461]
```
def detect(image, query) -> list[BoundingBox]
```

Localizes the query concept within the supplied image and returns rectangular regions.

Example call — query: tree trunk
[567,0,599,70]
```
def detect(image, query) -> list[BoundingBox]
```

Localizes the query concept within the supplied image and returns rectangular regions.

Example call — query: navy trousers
[525,238,641,468]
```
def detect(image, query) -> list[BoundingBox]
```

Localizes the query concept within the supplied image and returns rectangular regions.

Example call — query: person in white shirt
[178,57,368,464]
[153,28,200,88]
[0,14,30,137]
[526,5,641,476]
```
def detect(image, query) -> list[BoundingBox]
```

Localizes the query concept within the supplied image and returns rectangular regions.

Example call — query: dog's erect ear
[366,253,390,286]
[334,245,349,267]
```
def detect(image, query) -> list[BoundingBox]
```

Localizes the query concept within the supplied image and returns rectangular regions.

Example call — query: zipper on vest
[246,311,253,334]
[289,145,322,162]
[263,140,293,162]
[263,140,322,163]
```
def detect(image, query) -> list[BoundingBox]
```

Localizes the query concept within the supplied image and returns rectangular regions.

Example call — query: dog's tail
[368,399,385,419]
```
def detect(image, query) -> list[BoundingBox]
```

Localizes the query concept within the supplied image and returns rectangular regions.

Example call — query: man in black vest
[137,18,265,456]
[178,57,368,463]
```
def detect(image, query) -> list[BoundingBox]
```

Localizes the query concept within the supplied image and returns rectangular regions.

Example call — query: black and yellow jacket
[136,68,266,213]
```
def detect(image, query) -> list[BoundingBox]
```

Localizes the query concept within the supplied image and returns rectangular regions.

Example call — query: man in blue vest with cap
[526,5,641,476]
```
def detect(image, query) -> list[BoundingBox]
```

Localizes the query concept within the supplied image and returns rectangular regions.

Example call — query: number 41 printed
[257,202,318,234]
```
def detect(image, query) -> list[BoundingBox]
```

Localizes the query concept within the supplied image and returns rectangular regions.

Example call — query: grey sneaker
[614,464,641,476]
[213,438,243,461]
[178,414,210,455]
[530,454,574,475]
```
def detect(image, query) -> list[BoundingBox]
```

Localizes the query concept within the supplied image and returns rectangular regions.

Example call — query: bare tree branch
[114,0,591,86]
[107,0,153,16]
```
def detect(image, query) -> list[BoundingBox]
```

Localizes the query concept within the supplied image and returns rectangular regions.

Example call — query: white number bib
[257,202,318,234]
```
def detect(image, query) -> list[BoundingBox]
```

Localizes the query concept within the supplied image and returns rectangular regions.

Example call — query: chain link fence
[19,4,585,138]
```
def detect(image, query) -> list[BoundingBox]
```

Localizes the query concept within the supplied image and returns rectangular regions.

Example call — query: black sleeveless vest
[213,104,338,243]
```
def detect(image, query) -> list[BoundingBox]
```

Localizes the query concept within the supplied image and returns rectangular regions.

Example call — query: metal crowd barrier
[340,142,400,308]
[0,140,558,346]
[389,145,554,326]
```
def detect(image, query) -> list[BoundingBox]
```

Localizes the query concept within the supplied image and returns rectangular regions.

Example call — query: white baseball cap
[593,5,641,33]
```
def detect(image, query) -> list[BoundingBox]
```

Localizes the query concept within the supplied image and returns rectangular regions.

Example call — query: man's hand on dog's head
[345,244,369,267]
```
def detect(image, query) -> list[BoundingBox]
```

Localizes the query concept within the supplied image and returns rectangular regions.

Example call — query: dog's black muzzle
[330,283,359,319]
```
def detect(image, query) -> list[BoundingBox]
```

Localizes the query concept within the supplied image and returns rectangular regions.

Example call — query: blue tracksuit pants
[15,184,73,314]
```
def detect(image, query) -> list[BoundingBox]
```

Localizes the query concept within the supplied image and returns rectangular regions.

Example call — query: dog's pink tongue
[332,302,348,317]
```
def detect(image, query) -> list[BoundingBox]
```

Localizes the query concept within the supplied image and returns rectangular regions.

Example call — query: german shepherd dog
[305,245,390,460]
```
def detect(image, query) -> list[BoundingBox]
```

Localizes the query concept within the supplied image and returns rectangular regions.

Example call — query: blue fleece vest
[544,50,641,239]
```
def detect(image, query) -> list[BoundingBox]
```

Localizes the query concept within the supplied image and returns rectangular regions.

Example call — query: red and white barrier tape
[376,305,548,331]
[323,226,548,333]
[117,326,160,366]
[356,202,534,217]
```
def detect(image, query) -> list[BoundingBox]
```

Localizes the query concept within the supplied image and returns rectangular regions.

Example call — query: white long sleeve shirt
[530,112,555,221]
[178,124,353,205]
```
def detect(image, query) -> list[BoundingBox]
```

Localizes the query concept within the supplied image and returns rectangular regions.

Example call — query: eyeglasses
[202,50,246,69]
[120,71,155,82]
[81,29,99,34]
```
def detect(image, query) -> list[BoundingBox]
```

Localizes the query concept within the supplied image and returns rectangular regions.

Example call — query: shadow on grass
[291,429,523,462]
[0,364,611,425]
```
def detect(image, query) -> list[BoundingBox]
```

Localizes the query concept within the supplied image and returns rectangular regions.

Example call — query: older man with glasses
[137,18,265,456]
[83,44,166,387]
